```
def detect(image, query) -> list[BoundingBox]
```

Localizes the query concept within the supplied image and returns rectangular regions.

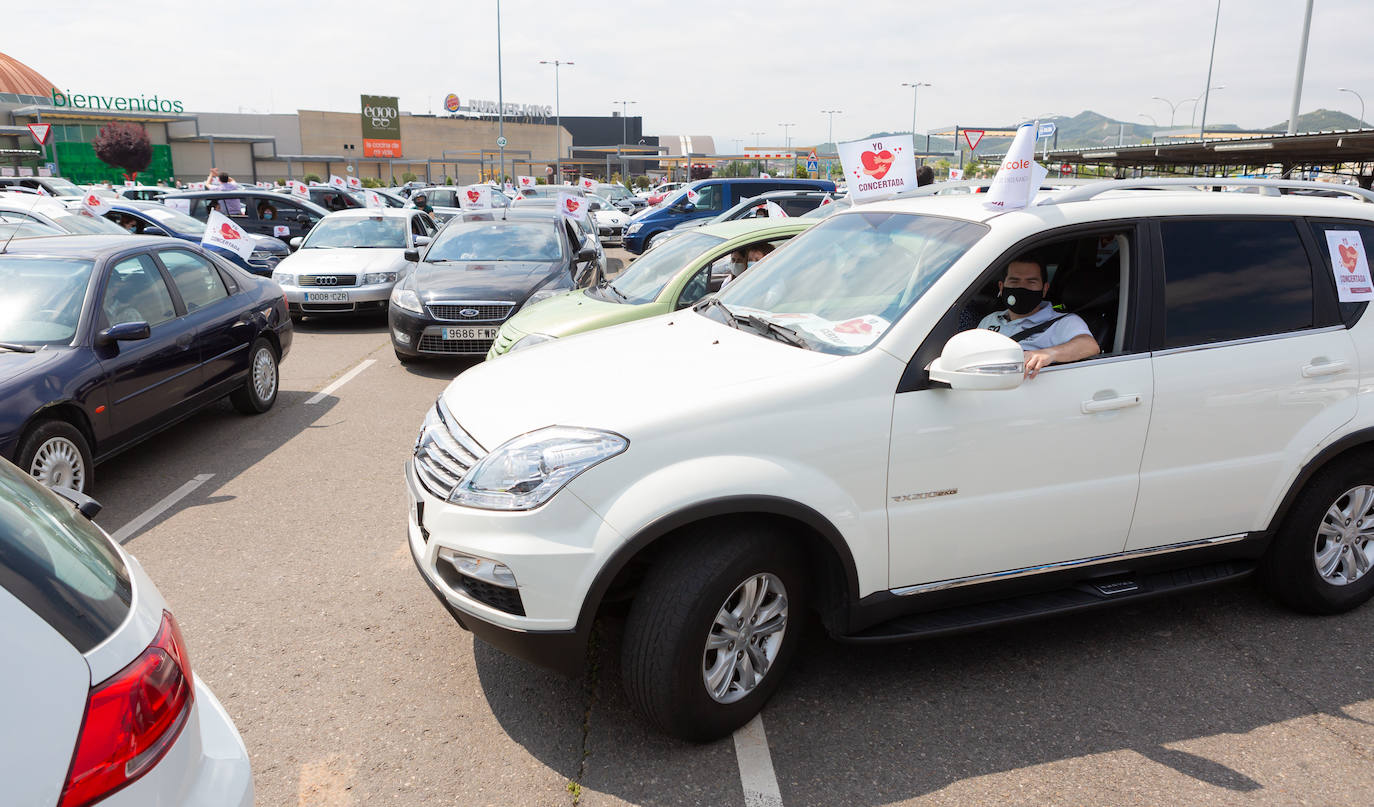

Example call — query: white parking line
[734,714,784,807]
[304,359,375,405]
[112,473,215,545]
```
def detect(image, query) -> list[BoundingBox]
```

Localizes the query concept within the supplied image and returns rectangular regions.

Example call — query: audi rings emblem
[316,276,339,286]
[459,308,480,318]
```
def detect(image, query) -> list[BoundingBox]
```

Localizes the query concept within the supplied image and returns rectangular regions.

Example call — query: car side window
[1159,219,1313,349]
[689,184,723,212]
[101,254,177,328]
[157,249,230,312]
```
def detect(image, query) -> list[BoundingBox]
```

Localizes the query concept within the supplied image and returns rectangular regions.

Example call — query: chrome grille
[413,398,486,498]
[427,303,513,322]
[299,275,358,287]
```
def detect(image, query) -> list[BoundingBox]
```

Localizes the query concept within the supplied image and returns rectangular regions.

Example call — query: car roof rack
[1037,177,1374,206]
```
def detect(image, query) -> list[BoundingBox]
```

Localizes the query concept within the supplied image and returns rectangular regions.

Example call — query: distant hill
[1267,108,1369,132]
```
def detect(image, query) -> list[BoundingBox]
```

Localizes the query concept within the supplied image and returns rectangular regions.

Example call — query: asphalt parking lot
[88,248,1374,806]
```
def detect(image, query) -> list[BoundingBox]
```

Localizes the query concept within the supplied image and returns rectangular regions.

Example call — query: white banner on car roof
[837,134,917,202]
[459,184,491,209]
[558,191,588,221]
[346,176,362,190]
[202,210,254,260]
[329,174,347,189]
[579,177,596,190]
[517,175,536,188]
[288,180,310,199]
[364,190,385,209]
[79,190,112,217]
[983,121,1048,212]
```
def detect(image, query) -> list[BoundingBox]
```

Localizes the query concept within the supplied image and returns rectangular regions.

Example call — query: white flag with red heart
[347,176,362,190]
[982,121,1048,212]
[762,200,788,218]
[685,188,700,204]
[80,191,113,218]
[364,190,385,209]
[34,185,50,196]
[188,182,206,190]
[558,191,587,221]
[837,134,917,202]
[288,180,310,199]
[329,174,347,189]
[819,195,833,206]
[513,192,526,202]
[202,210,255,260]
[579,177,596,190]
[459,184,491,209]
[517,175,536,188]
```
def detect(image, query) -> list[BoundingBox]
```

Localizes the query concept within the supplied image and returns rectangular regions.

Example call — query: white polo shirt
[977,301,1092,351]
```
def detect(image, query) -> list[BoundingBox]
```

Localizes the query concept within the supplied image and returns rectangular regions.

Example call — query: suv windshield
[303,216,407,248]
[611,231,725,304]
[426,221,561,262]
[710,211,986,355]
[0,256,94,344]
[0,459,132,652]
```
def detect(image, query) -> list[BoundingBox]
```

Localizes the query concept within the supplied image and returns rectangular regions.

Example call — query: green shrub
[303,173,321,184]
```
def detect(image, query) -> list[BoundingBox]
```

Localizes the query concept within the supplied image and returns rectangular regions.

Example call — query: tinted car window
[159,250,229,312]
[1160,219,1313,348]
[102,254,177,327]
[0,460,132,653]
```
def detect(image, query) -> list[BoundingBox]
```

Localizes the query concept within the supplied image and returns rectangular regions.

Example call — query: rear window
[0,461,131,652]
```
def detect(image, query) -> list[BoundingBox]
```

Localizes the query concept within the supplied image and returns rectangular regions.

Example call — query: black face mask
[999,286,1043,315]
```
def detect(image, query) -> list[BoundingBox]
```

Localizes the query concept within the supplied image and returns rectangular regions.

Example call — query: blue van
[622,177,835,254]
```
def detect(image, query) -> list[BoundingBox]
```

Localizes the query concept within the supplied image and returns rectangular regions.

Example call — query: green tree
[361,177,382,188]
[400,172,417,184]
[304,173,322,184]
[792,163,809,178]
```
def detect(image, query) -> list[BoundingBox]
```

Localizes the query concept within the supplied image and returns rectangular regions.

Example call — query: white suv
[406,179,1374,741]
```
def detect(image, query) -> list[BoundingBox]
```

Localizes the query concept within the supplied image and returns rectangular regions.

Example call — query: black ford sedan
[0,235,291,492]
[388,210,600,361]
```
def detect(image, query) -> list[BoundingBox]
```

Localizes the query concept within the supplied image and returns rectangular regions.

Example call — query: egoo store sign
[361,94,401,158]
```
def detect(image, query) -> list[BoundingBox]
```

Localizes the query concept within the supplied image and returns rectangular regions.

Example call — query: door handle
[175,333,195,349]
[1301,360,1350,378]
[1081,394,1141,414]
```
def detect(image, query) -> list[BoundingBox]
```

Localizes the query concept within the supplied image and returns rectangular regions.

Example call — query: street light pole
[612,100,635,179]
[750,131,765,175]
[1286,0,1315,135]
[539,59,573,183]
[901,82,931,139]
[1339,87,1365,127]
[820,110,842,149]
[1151,96,1181,128]
[1198,0,1222,140]
[779,123,796,171]
[496,0,504,185]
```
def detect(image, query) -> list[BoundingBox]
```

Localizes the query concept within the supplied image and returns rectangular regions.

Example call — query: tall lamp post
[1340,87,1366,127]
[1197,0,1222,139]
[612,99,635,179]
[820,110,842,149]
[539,59,573,182]
[496,0,505,184]
[750,131,765,175]
[1151,96,1184,128]
[901,81,931,139]
[779,123,796,172]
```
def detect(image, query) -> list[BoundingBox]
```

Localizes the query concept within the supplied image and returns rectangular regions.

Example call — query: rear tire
[1264,456,1374,614]
[621,524,806,742]
[18,420,93,493]
[230,338,278,414]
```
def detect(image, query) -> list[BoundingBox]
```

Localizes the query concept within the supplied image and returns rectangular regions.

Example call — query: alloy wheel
[1315,484,1374,586]
[702,572,788,704]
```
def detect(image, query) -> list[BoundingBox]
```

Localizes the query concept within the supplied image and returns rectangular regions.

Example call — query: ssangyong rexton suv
[406,178,1374,741]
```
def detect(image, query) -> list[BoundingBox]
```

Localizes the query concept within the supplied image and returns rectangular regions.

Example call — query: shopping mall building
[0,52,652,186]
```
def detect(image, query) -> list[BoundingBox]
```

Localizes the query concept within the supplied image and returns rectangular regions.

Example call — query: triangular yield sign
[27,123,52,146]
[963,129,985,151]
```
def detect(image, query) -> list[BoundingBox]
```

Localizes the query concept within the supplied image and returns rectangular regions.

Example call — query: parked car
[623,178,837,254]
[642,181,685,204]
[388,210,602,361]
[658,190,837,244]
[0,456,253,807]
[0,197,129,236]
[274,208,438,320]
[515,191,628,246]
[115,184,173,201]
[162,189,330,243]
[490,218,816,358]
[0,175,86,198]
[0,234,291,493]
[414,186,512,221]
[102,199,289,276]
[593,182,646,213]
[406,178,1374,741]
[283,185,362,212]
[508,197,607,265]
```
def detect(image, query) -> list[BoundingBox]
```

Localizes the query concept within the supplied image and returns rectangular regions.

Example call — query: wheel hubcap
[702,572,788,704]
[252,347,276,401]
[30,437,84,491]
[1315,485,1374,586]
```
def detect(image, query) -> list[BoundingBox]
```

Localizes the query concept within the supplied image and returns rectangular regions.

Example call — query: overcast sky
[10,0,1371,150]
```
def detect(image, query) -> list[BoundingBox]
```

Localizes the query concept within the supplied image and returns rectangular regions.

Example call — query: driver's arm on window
[1024,334,1100,378]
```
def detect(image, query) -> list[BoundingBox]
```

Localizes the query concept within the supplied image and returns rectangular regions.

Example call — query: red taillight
[60,611,194,807]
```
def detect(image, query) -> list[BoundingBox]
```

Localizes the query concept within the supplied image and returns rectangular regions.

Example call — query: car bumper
[405,459,606,676]
[389,304,507,357]
[282,283,395,316]
[597,225,624,245]
[622,230,650,254]
[103,675,253,807]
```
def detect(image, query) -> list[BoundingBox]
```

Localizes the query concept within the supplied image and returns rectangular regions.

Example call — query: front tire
[621,525,806,741]
[18,420,93,493]
[230,338,279,414]
[1264,457,1374,614]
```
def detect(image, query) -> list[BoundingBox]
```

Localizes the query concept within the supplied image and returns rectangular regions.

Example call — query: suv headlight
[626,222,642,234]
[365,271,399,285]
[507,332,556,353]
[390,285,422,313]
[450,426,627,510]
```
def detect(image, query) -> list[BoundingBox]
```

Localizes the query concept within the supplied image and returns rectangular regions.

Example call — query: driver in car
[978,255,1099,378]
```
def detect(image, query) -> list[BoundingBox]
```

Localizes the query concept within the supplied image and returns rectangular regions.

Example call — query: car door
[887,222,1155,589]
[94,252,200,447]
[152,248,251,399]
[1125,217,1358,551]
[275,200,320,240]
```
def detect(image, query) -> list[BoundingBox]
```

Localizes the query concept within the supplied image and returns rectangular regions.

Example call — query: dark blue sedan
[0,234,292,492]
[103,199,290,276]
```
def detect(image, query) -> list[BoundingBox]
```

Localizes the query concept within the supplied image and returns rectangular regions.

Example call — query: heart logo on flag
[220,223,241,239]
[821,197,833,206]
[521,177,533,186]
[466,189,480,203]
[86,194,99,206]
[834,318,873,334]
[564,198,580,214]
[859,150,895,180]
[1340,243,1359,271]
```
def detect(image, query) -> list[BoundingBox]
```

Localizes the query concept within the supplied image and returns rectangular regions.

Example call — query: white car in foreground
[407,178,1374,741]
[0,457,252,806]
[273,208,438,320]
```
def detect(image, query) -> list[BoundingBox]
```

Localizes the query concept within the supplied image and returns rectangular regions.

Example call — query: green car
[488,218,817,358]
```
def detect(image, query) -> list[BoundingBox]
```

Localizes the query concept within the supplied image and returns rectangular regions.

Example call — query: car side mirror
[289,236,304,250]
[680,202,696,212]
[290,212,308,223]
[404,248,421,262]
[414,235,431,247]
[143,226,169,237]
[97,321,151,346]
[576,246,597,262]
[927,329,1024,390]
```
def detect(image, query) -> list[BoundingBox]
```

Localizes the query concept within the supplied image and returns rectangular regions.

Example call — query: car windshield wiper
[602,281,629,302]
[739,314,812,350]
[695,297,745,329]
[0,341,38,353]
